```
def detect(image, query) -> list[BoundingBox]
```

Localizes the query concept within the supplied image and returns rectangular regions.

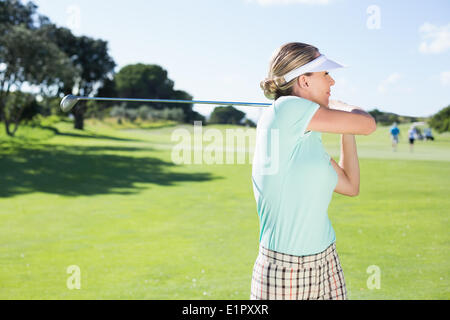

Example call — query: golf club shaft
[72,96,271,107]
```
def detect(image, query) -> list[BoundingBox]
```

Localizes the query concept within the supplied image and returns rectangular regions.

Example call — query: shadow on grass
[38,125,143,142]
[0,144,221,197]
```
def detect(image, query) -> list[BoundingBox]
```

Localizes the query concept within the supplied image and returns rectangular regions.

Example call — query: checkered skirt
[250,242,347,300]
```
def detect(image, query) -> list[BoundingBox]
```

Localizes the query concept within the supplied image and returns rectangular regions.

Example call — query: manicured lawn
[0,121,449,299]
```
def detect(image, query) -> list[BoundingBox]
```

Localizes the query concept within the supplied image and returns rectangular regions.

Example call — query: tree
[0,0,39,30]
[96,76,117,98]
[115,64,174,109]
[0,1,115,132]
[0,1,77,135]
[69,36,115,130]
[4,91,42,121]
[36,23,78,96]
[171,89,205,124]
[38,23,116,130]
[243,118,257,128]
[209,106,246,125]
[114,64,205,124]
[0,25,75,136]
[428,105,450,133]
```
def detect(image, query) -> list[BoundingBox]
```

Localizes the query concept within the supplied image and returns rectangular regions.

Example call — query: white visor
[283,54,347,83]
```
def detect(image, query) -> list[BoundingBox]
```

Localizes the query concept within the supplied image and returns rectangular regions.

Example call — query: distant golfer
[251,42,377,300]
[408,126,417,152]
[390,122,400,152]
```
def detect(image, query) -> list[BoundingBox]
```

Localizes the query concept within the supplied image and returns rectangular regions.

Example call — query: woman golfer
[250,42,377,300]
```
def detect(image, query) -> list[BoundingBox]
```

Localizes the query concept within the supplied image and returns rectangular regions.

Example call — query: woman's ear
[298,75,309,89]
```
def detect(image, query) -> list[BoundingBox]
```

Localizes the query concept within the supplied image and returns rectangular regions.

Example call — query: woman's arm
[329,135,360,197]
[327,100,368,196]
[339,134,360,195]
[307,100,376,135]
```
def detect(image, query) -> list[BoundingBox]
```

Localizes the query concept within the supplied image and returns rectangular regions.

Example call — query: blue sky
[31,0,450,121]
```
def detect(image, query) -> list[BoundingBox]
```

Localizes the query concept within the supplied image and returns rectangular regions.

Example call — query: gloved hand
[329,100,366,113]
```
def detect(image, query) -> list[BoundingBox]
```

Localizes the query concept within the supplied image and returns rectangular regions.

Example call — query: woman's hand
[328,99,353,112]
[329,99,366,112]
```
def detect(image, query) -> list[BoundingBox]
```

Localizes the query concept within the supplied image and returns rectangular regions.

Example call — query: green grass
[0,120,449,299]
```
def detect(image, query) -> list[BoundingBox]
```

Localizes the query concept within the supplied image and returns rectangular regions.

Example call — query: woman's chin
[321,98,330,108]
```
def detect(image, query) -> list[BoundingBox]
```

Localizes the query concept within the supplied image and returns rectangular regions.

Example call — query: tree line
[1,1,446,136]
[0,0,251,137]
[368,106,450,133]
[0,0,115,135]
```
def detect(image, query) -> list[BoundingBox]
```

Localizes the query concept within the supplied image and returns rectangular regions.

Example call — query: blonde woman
[250,42,377,300]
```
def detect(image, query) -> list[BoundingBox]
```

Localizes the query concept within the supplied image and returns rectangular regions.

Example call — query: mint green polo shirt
[252,95,338,256]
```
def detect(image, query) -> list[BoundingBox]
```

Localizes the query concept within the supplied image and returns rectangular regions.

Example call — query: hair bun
[260,78,278,100]
[260,76,287,100]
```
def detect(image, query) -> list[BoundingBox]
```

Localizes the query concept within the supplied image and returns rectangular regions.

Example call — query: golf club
[60,95,271,113]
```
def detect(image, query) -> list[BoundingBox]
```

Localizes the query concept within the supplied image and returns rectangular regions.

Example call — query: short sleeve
[274,96,320,141]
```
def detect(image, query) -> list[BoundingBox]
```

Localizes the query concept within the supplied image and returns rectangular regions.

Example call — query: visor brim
[283,55,347,83]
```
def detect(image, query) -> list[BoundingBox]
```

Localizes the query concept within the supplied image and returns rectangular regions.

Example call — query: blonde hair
[260,42,319,100]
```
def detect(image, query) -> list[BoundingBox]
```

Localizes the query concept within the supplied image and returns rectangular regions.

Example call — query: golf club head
[60,95,79,112]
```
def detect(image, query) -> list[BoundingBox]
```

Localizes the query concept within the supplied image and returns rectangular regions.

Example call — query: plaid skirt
[250,242,347,300]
